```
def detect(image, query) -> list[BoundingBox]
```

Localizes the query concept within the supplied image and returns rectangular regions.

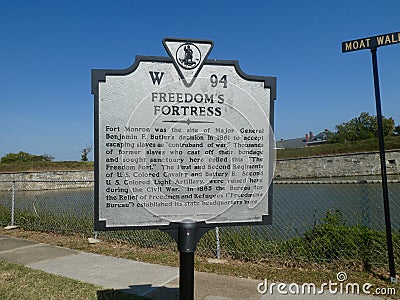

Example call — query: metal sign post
[163,222,211,300]
[92,37,276,299]
[342,31,399,283]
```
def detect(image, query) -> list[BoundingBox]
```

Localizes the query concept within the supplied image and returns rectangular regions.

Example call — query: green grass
[0,161,94,173]
[0,260,147,300]
[277,136,400,159]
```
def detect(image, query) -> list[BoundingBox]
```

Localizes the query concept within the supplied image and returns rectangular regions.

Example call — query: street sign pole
[370,47,396,283]
[342,31,399,283]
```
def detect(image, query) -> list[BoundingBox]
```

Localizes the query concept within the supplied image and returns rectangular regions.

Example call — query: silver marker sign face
[92,38,276,229]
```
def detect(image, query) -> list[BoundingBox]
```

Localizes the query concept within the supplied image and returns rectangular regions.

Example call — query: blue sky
[1,0,399,161]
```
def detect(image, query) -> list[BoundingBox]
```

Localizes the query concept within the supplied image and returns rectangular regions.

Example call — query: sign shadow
[97,284,179,300]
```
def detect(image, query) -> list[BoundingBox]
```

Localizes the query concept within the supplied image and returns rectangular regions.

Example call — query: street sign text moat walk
[92,37,276,300]
[342,31,400,52]
[342,31,399,284]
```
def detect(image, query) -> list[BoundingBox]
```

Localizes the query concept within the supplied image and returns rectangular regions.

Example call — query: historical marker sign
[92,38,276,230]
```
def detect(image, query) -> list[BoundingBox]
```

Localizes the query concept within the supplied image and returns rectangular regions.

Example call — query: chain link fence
[0,179,399,270]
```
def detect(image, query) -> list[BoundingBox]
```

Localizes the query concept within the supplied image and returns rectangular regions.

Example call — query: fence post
[11,180,15,226]
[215,227,221,259]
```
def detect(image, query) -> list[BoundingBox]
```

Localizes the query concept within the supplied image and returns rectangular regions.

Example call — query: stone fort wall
[0,170,93,190]
[275,150,400,179]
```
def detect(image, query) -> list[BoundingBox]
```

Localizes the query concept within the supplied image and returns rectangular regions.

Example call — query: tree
[394,125,400,136]
[81,145,93,161]
[33,154,55,161]
[1,151,54,163]
[328,112,395,143]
